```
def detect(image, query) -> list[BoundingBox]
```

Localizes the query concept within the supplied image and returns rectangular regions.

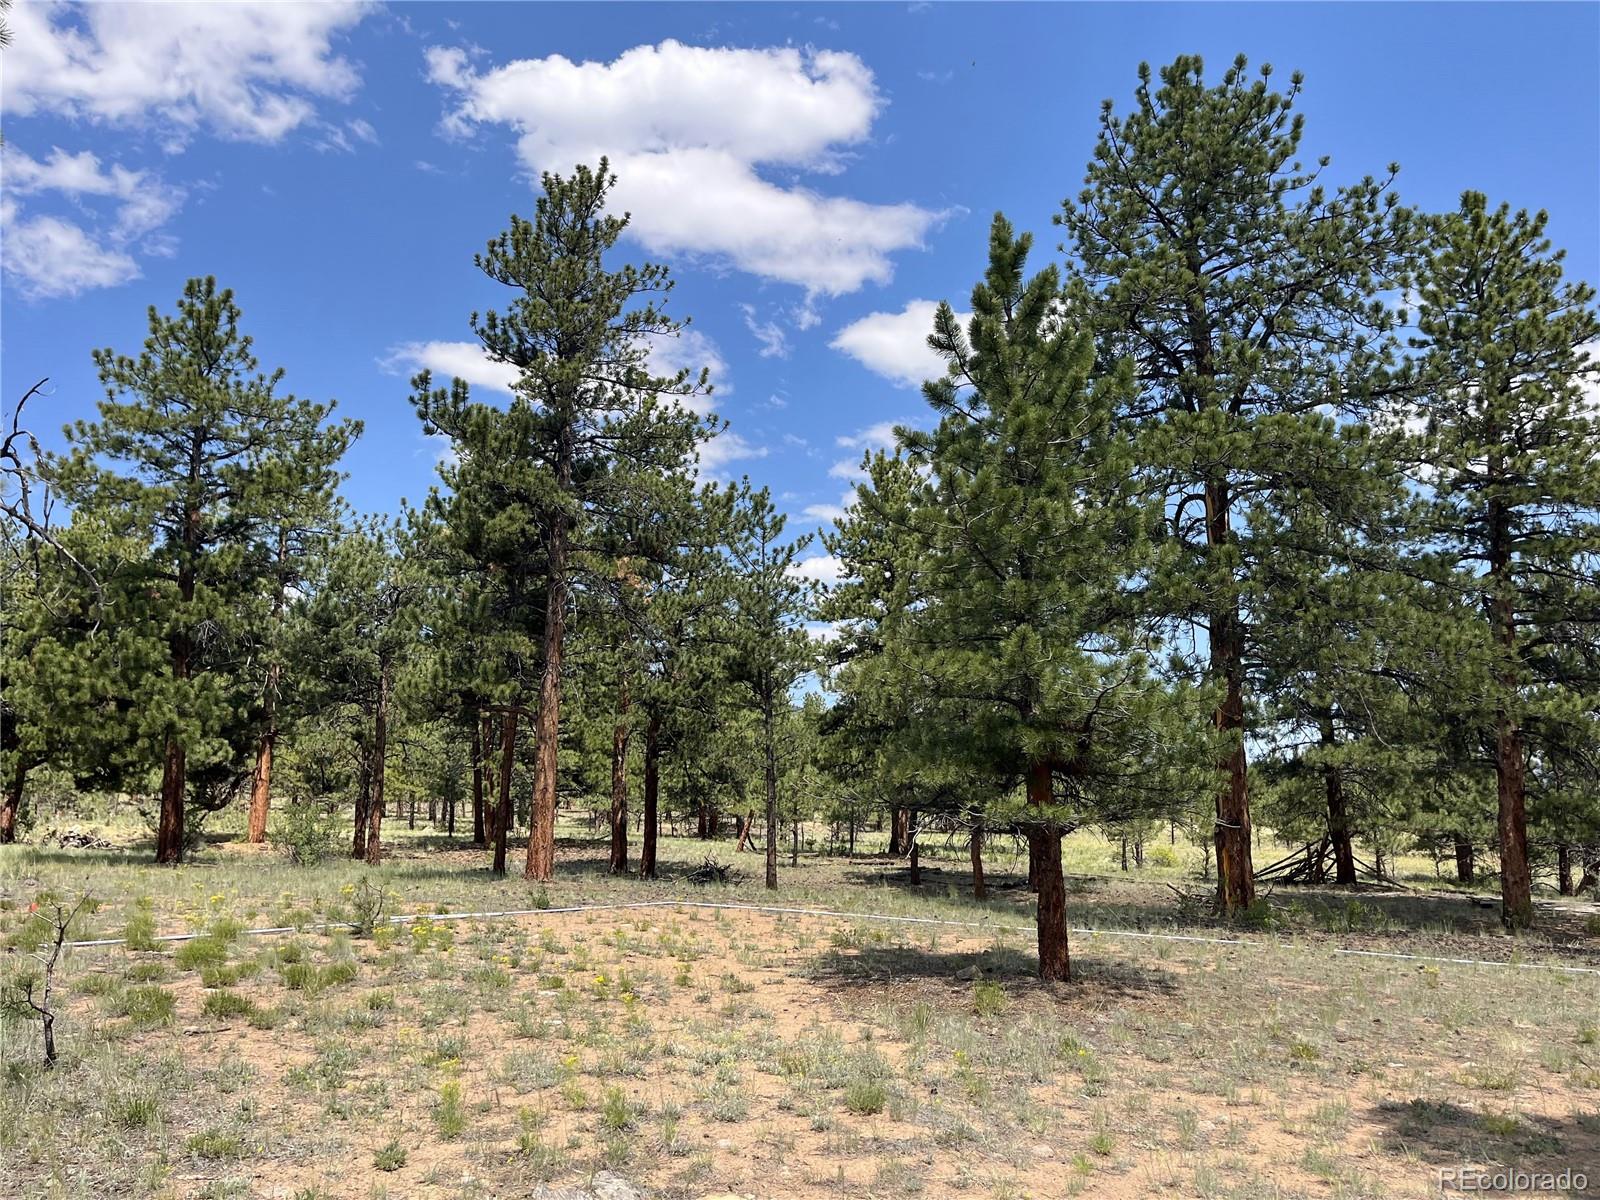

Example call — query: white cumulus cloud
[828,420,906,481]
[802,488,858,524]
[4,1,372,145]
[425,40,943,298]
[381,340,521,395]
[382,329,730,408]
[2,213,139,300]
[831,299,969,388]
[2,146,186,299]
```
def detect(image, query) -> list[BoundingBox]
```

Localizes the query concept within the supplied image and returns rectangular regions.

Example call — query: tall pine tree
[1396,193,1600,928]
[454,162,711,882]
[60,278,356,861]
[894,216,1206,979]
[1059,55,1413,911]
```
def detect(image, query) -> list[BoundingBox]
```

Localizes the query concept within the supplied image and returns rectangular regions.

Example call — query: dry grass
[2,824,1598,1199]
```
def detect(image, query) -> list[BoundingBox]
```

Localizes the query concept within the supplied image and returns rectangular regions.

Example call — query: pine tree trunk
[364,664,390,866]
[1211,623,1254,911]
[640,712,660,880]
[246,700,276,844]
[1027,761,1070,982]
[1557,845,1573,896]
[763,694,778,891]
[970,824,986,899]
[1495,714,1534,929]
[609,677,631,875]
[156,735,187,864]
[156,625,192,865]
[1120,836,1129,872]
[1205,476,1255,915]
[493,710,516,878]
[791,812,800,868]
[525,520,567,882]
[1488,492,1533,930]
[1454,836,1476,884]
[736,813,752,852]
[1,759,29,845]
[1577,851,1599,895]
[156,486,200,866]
[888,807,906,856]
[1319,714,1357,886]
[471,719,486,846]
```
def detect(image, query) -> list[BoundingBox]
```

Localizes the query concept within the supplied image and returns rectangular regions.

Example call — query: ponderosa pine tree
[1249,420,1426,885]
[1396,193,1600,929]
[411,374,550,877]
[455,162,711,882]
[61,278,356,862]
[298,522,421,866]
[245,392,357,844]
[726,485,815,891]
[0,501,155,842]
[632,480,744,878]
[818,452,960,872]
[1059,55,1413,912]
[895,216,1204,980]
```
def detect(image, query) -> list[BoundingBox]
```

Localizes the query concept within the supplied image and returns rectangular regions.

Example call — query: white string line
[61,898,1600,977]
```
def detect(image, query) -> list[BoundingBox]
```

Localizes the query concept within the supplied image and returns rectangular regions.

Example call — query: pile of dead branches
[685,857,736,886]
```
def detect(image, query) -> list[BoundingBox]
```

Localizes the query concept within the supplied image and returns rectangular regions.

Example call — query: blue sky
[4,2,1597,584]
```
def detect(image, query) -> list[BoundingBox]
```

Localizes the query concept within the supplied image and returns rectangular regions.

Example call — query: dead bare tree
[18,893,93,1067]
[2,378,102,608]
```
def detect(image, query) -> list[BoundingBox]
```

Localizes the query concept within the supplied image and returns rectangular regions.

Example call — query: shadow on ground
[1370,1098,1600,1191]
[804,938,1181,1010]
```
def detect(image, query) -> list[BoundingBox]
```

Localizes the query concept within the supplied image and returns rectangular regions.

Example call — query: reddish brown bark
[525,519,568,882]
[609,676,631,875]
[156,447,203,866]
[246,728,274,844]
[1488,490,1533,930]
[156,736,187,863]
[970,824,986,900]
[1027,761,1070,982]
[364,664,390,866]
[1454,836,1476,884]
[888,807,908,856]
[1,759,28,844]
[1558,845,1574,896]
[248,533,289,845]
[1319,715,1357,886]
[1209,526,1254,912]
[736,811,754,852]
[640,711,660,880]
[1495,714,1533,929]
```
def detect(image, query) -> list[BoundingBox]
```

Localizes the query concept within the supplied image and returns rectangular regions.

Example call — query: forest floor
[2,823,1598,1200]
